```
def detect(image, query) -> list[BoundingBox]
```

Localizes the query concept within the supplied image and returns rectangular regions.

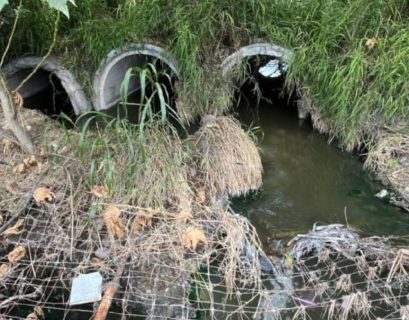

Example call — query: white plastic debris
[69,272,102,305]
[258,60,282,78]
[375,189,388,199]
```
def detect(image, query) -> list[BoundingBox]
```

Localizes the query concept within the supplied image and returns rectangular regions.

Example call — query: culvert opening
[113,59,177,124]
[94,46,179,126]
[13,68,76,123]
[5,67,77,126]
[232,55,303,127]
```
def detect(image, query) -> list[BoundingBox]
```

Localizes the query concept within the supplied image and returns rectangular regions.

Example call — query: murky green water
[233,98,409,248]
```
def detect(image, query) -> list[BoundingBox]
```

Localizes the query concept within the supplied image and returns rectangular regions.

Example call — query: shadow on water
[232,78,409,250]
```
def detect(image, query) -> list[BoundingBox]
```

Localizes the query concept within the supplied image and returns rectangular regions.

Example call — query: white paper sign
[69,272,102,305]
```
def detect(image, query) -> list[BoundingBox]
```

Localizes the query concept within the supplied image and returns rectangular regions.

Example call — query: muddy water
[233,98,409,248]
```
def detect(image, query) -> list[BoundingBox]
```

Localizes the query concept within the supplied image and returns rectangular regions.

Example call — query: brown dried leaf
[182,226,208,250]
[195,188,206,204]
[91,185,109,198]
[34,306,44,317]
[8,245,26,263]
[174,210,193,222]
[91,257,106,269]
[365,38,379,50]
[14,163,28,174]
[33,187,56,203]
[13,92,23,109]
[14,155,41,174]
[0,263,11,280]
[103,205,124,239]
[0,214,3,226]
[26,312,38,320]
[131,208,159,232]
[3,218,25,236]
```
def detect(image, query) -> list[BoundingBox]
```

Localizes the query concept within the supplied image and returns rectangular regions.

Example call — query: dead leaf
[34,306,44,317]
[26,312,38,320]
[3,218,25,236]
[174,210,193,222]
[365,38,379,50]
[91,257,106,268]
[195,188,206,204]
[181,226,208,250]
[14,155,41,174]
[0,263,11,280]
[0,214,3,226]
[14,163,28,174]
[8,245,26,263]
[13,92,23,109]
[131,208,159,232]
[103,205,124,239]
[91,185,109,198]
[33,187,56,203]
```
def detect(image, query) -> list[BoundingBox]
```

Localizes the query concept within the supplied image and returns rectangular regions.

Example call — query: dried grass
[194,115,263,200]
[365,129,409,206]
[0,108,266,318]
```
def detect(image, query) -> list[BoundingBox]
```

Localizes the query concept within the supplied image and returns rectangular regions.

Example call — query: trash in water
[375,189,388,199]
[258,60,286,78]
[69,272,102,305]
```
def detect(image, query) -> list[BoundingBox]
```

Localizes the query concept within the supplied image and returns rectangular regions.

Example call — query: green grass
[1,0,409,148]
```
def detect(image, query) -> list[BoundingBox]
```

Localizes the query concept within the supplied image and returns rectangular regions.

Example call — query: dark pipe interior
[233,55,301,126]
[19,68,76,125]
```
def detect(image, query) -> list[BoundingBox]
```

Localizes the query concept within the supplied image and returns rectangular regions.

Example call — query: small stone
[399,157,408,165]
[375,189,388,199]
[94,247,110,260]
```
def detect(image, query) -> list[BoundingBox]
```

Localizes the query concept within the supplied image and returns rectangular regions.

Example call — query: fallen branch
[0,286,42,309]
[94,255,128,320]
[0,73,34,153]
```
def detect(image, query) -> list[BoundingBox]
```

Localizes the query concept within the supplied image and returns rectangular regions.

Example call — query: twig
[13,13,60,93]
[0,73,34,153]
[94,255,129,320]
[0,286,42,309]
[0,171,46,234]
[0,0,22,68]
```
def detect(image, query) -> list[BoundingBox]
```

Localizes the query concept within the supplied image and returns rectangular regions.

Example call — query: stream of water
[233,97,409,250]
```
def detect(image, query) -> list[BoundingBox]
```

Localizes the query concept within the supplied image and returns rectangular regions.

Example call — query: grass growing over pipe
[1,0,409,148]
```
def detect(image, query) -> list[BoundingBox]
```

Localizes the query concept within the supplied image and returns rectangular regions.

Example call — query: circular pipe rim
[2,56,92,115]
[93,43,179,111]
[220,43,293,77]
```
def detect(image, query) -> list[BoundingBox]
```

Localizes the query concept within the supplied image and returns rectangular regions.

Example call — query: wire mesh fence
[1,194,409,320]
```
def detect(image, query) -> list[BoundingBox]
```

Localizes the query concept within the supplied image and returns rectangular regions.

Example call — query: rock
[399,157,408,165]
[94,247,110,260]
[375,189,389,199]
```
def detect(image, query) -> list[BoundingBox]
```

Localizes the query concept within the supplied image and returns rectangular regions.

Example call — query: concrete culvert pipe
[221,43,308,120]
[3,57,92,122]
[221,43,292,77]
[93,44,179,123]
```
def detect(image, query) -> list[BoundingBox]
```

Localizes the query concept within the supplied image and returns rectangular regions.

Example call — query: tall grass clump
[77,113,193,210]
[194,115,263,200]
